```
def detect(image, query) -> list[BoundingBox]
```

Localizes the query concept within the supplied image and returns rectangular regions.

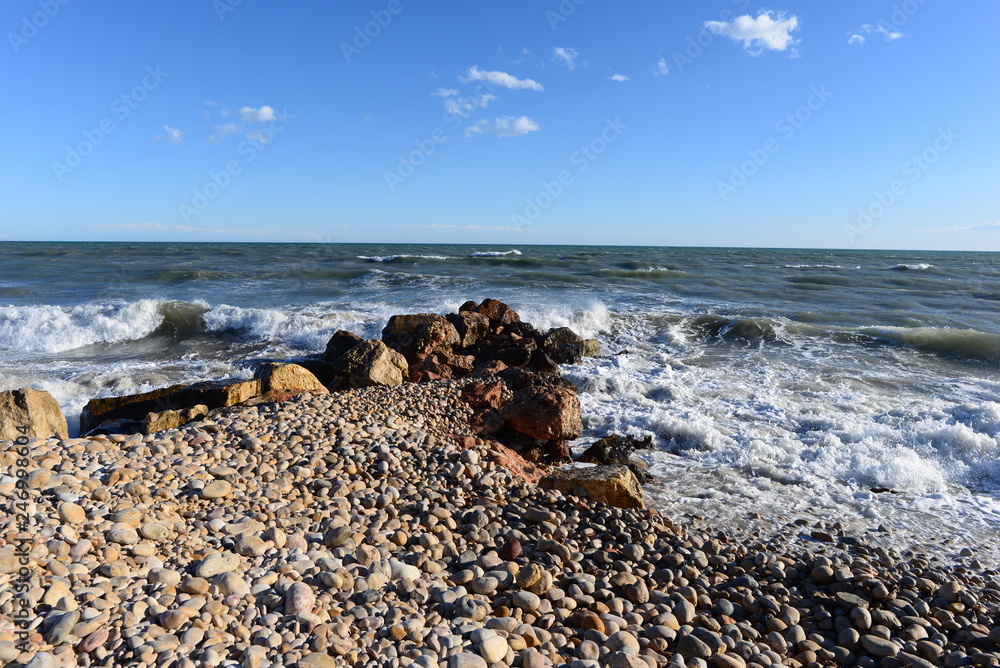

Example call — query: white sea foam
[356,255,452,262]
[890,263,934,270]
[0,300,170,353]
[469,249,521,257]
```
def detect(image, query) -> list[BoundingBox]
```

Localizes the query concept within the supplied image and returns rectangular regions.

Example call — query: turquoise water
[2,242,999,559]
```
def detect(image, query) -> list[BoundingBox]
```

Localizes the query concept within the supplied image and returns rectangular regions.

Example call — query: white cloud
[609,74,630,82]
[444,93,498,118]
[653,58,670,77]
[877,25,904,41]
[926,221,1000,233]
[208,123,241,143]
[465,116,540,138]
[432,88,458,97]
[238,105,277,123]
[848,23,904,45]
[153,125,185,145]
[705,10,800,55]
[461,66,543,91]
[552,47,579,69]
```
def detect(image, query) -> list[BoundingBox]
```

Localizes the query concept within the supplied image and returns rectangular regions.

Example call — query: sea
[2,242,999,563]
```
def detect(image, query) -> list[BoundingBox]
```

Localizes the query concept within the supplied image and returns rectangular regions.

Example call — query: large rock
[475,298,520,325]
[501,385,582,440]
[540,465,645,509]
[447,311,490,348]
[144,405,209,435]
[334,340,408,387]
[81,384,187,434]
[171,379,261,409]
[543,327,601,364]
[255,363,328,394]
[0,388,68,440]
[322,331,363,364]
[82,379,260,434]
[382,314,460,363]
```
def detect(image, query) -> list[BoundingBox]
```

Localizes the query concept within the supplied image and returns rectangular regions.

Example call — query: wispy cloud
[206,104,283,143]
[552,47,579,69]
[461,66,543,91]
[444,93,497,118]
[653,58,670,77]
[705,10,800,55]
[848,23,904,45]
[608,74,630,82]
[153,125,185,145]
[925,221,1000,233]
[97,222,272,237]
[465,116,540,138]
[208,122,241,143]
[432,88,458,97]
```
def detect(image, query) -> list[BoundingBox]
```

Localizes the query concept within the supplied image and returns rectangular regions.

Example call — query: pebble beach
[3,377,1000,668]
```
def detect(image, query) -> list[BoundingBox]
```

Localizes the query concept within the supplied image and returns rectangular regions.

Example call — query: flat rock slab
[539,464,645,509]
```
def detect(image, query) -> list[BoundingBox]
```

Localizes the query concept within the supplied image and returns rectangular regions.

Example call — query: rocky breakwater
[72,299,601,472]
[3,378,1000,668]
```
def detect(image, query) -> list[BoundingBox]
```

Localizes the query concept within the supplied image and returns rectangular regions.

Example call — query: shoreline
[2,380,1000,668]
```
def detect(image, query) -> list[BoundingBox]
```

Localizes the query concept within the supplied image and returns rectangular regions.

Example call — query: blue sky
[1,0,998,250]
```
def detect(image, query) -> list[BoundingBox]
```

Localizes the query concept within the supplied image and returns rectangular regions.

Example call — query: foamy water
[2,242,999,562]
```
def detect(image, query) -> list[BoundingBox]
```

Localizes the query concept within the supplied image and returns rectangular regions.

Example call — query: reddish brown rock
[501,537,523,560]
[447,311,490,347]
[476,298,520,325]
[471,360,508,377]
[382,314,461,363]
[502,386,582,441]
[460,380,508,411]
[484,440,546,486]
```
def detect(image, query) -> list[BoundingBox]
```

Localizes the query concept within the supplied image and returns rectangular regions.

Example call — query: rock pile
[71,300,598,465]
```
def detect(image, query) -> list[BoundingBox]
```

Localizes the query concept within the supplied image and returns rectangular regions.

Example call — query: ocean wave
[889,263,934,271]
[468,249,521,257]
[356,254,452,263]
[598,267,689,279]
[0,300,179,353]
[855,326,1000,366]
[688,314,787,345]
[782,264,853,269]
